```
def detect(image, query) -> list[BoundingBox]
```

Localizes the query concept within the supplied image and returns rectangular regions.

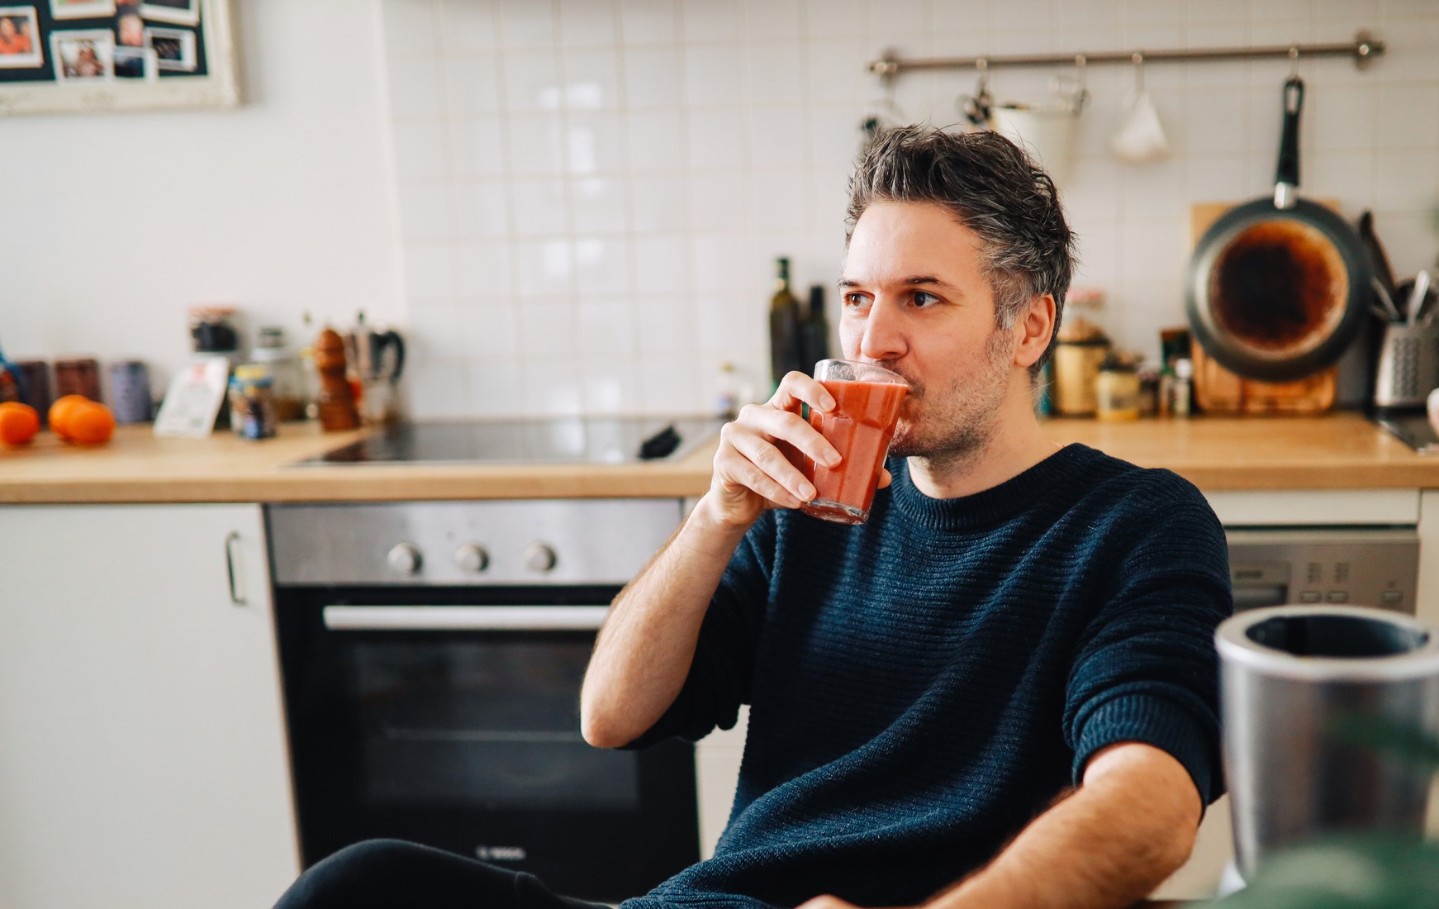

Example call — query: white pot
[989,104,1077,186]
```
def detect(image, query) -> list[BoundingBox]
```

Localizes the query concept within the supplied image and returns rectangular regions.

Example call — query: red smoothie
[796,379,908,524]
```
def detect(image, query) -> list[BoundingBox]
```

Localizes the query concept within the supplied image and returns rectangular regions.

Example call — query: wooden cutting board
[1188,202,1337,415]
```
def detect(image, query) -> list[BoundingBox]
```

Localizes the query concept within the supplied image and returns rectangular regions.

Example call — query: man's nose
[855,296,907,363]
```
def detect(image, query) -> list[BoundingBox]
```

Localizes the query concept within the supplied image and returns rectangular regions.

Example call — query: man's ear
[1013,293,1056,369]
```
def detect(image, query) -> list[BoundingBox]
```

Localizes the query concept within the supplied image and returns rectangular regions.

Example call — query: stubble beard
[885,326,1014,478]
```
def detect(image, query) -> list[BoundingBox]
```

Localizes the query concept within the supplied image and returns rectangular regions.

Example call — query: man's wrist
[683,491,757,556]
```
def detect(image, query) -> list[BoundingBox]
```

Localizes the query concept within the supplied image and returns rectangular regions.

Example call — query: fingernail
[800,484,817,501]
[820,394,835,411]
[823,450,841,467]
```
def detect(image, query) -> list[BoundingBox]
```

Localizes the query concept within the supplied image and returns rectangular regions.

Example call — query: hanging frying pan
[1185,77,1371,383]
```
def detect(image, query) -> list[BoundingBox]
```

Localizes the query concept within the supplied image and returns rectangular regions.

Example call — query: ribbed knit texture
[621,444,1232,909]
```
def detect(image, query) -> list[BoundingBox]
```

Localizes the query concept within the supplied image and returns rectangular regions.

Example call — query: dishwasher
[1225,526,1421,614]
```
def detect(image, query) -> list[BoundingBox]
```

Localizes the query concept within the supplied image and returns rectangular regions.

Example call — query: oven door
[275,586,698,903]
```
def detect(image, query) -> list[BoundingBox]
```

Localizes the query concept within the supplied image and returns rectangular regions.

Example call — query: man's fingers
[735,402,840,469]
[718,418,815,505]
[770,370,837,415]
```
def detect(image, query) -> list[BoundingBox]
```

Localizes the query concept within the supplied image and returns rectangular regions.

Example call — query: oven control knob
[524,542,558,573]
[454,543,490,574]
[386,542,423,575]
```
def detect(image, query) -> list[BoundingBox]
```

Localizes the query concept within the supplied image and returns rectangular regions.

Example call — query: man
[582,125,1230,909]
[272,126,1230,909]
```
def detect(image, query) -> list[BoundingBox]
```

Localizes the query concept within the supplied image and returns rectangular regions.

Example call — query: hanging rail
[868,30,1384,78]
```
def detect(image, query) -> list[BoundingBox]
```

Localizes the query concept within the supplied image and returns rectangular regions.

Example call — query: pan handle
[1274,76,1304,209]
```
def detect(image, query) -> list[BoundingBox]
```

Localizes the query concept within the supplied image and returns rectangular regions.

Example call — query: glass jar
[1096,361,1141,422]
[251,326,306,421]
[228,364,278,440]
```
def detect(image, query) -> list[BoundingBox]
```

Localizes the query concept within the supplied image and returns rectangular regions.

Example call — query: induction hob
[1374,412,1439,454]
[297,415,723,466]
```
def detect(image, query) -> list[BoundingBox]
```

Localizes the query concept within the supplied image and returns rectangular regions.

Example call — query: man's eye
[844,292,868,308]
[913,291,939,307]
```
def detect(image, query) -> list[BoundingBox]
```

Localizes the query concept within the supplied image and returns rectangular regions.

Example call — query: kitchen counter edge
[0,412,1436,504]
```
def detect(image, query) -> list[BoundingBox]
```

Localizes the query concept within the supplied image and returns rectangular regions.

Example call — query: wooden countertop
[0,411,1433,504]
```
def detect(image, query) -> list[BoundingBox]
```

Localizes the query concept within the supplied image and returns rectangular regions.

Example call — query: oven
[267,498,699,903]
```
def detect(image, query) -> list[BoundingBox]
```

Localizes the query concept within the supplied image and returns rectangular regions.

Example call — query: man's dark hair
[846,125,1076,374]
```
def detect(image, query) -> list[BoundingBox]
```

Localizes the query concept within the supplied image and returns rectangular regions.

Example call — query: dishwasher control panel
[1225,527,1420,614]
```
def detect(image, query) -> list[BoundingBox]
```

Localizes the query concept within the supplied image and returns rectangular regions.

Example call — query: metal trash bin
[1216,604,1439,881]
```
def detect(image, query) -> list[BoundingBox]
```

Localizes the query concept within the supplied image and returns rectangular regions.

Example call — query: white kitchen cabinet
[0,504,299,909]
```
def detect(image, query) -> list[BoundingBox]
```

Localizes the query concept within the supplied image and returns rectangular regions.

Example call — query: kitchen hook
[958,58,993,126]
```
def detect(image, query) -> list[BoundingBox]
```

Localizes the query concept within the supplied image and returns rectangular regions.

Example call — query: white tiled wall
[383,0,1439,420]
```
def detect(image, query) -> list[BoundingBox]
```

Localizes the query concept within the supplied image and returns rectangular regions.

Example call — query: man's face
[838,200,1019,461]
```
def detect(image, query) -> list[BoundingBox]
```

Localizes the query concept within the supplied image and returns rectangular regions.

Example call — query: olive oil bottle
[768,257,803,389]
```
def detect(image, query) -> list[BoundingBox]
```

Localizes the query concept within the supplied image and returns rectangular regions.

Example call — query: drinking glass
[787,359,909,525]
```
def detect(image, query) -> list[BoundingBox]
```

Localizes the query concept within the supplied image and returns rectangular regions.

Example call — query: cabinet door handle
[224,531,247,606]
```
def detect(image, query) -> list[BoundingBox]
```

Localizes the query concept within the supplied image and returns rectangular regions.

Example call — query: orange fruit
[66,401,115,445]
[48,394,91,439]
[0,401,40,445]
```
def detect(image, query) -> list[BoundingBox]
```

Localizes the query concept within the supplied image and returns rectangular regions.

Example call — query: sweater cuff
[1072,691,1222,806]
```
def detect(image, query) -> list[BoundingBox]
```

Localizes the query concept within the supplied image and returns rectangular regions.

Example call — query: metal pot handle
[1274,76,1304,209]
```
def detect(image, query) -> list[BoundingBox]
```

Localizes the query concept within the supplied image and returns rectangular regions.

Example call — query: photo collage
[0,0,206,84]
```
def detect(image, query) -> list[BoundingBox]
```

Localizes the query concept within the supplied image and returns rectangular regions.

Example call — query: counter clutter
[0,412,1437,504]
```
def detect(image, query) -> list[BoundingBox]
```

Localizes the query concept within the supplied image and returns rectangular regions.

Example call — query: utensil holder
[1373,322,1439,409]
[1216,605,1439,882]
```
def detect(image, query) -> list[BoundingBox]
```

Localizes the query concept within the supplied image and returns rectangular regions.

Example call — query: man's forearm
[927,744,1200,909]
[579,493,751,748]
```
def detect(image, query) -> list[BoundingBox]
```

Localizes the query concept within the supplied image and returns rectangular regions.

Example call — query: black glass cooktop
[299,416,723,466]
[1374,412,1439,454]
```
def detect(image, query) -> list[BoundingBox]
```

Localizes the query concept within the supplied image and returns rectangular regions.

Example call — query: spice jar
[228,364,278,440]
[1051,317,1110,416]
[251,326,306,422]
[54,357,102,401]
[108,360,152,424]
[1096,356,1141,422]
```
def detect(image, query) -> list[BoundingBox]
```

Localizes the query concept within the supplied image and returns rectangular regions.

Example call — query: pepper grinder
[313,326,359,431]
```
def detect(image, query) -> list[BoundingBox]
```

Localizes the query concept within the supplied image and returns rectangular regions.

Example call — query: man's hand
[708,370,841,527]
[796,898,863,909]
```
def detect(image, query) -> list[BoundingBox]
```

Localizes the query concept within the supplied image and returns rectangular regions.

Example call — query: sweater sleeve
[622,514,775,749]
[1061,475,1233,805]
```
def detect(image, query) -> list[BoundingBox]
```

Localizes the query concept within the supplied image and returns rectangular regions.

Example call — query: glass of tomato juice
[786,359,909,525]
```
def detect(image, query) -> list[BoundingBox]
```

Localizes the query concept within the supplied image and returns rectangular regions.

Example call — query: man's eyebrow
[903,275,957,288]
[837,276,959,289]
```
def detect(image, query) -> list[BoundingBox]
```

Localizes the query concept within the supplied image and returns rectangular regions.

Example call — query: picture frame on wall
[0,6,42,68]
[139,0,196,27]
[0,0,237,113]
[50,27,112,80]
[49,0,115,20]
[144,24,192,71]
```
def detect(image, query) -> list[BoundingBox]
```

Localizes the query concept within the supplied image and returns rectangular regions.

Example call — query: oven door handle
[321,605,610,632]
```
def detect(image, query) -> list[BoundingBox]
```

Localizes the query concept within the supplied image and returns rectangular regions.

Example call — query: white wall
[3,1,1436,422]
[0,0,399,403]
[383,0,1439,419]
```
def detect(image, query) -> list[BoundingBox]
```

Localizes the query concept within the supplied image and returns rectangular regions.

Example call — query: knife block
[1189,202,1338,415]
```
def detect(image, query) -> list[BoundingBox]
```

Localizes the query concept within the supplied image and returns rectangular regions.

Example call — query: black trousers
[272,840,611,909]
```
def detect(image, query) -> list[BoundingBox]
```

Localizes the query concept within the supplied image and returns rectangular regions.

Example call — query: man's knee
[273,839,435,908]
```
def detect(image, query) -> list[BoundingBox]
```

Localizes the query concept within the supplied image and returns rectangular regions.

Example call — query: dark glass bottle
[800,284,831,367]
[768,257,803,389]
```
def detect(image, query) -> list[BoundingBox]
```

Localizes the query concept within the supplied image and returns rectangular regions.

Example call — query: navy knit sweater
[622,444,1232,909]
